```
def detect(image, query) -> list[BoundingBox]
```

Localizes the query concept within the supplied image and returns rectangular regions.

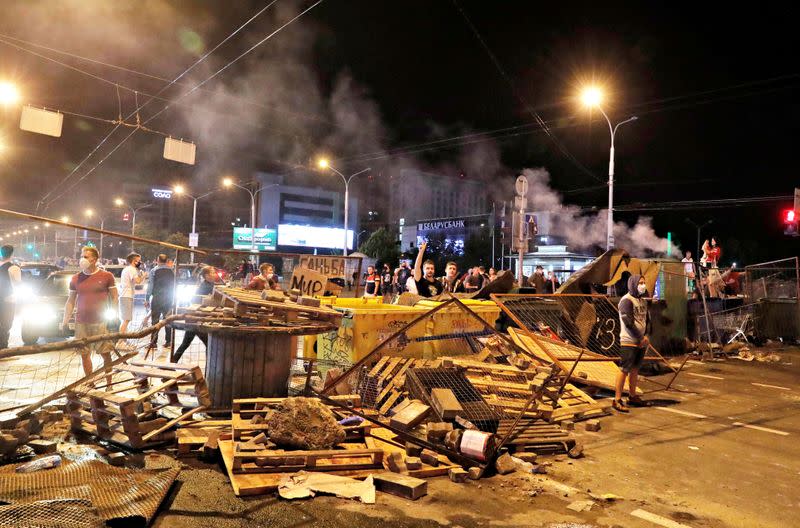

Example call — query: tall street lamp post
[317,159,370,257]
[174,185,218,263]
[84,209,108,259]
[685,218,713,260]
[115,199,152,253]
[222,178,278,258]
[580,87,637,250]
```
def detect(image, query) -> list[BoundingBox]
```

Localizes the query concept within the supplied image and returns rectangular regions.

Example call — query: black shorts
[619,345,646,373]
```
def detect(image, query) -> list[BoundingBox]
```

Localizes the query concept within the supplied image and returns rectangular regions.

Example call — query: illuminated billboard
[232,227,277,251]
[278,224,354,250]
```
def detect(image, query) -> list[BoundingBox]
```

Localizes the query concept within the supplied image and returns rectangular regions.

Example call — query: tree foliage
[358,227,400,266]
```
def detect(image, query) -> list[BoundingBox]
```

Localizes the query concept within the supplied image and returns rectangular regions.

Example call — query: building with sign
[255,172,358,252]
[404,214,491,253]
[232,227,277,251]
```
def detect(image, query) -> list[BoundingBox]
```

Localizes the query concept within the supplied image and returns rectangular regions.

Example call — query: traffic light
[122,212,130,222]
[783,209,798,236]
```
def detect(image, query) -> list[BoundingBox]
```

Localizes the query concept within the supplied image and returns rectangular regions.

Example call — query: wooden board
[368,428,459,478]
[219,440,376,496]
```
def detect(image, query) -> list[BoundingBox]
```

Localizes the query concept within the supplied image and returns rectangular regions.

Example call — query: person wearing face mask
[119,253,146,334]
[0,245,21,350]
[614,274,650,412]
[62,246,118,382]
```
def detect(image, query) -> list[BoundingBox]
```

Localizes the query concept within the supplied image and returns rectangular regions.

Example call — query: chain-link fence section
[745,257,800,301]
[491,294,680,393]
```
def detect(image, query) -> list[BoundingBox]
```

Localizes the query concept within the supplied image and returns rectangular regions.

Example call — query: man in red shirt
[246,263,279,291]
[61,246,118,382]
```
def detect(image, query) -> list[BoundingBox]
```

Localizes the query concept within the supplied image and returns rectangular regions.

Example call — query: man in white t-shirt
[681,251,695,294]
[119,252,145,333]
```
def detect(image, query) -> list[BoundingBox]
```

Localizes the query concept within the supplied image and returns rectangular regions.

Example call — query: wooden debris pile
[0,406,64,461]
[66,360,211,449]
[178,287,342,333]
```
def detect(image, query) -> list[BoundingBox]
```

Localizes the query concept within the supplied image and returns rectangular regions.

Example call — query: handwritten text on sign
[289,266,329,297]
[298,256,346,278]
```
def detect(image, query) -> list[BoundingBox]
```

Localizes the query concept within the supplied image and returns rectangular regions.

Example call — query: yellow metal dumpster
[315,304,428,363]
[414,299,501,357]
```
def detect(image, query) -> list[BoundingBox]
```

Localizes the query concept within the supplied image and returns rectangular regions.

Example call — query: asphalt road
[147,346,800,528]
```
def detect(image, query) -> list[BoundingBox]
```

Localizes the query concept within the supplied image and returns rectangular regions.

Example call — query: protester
[246,263,278,291]
[463,267,484,293]
[479,266,489,284]
[174,266,218,361]
[119,253,145,334]
[381,263,394,298]
[363,265,380,297]
[441,261,465,293]
[544,271,560,294]
[615,274,650,412]
[397,261,412,293]
[681,251,695,294]
[488,268,497,282]
[0,245,21,349]
[62,246,118,383]
[701,238,721,268]
[413,241,443,297]
[530,265,546,293]
[146,254,175,349]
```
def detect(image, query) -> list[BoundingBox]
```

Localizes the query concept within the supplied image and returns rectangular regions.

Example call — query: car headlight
[177,284,197,303]
[14,284,35,302]
[104,308,117,321]
[22,304,57,324]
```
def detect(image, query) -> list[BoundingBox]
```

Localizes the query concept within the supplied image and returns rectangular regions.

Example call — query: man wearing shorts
[615,274,650,412]
[119,252,145,334]
[62,246,118,383]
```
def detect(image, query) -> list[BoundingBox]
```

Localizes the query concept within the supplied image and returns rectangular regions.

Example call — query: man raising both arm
[413,241,444,298]
[614,274,650,412]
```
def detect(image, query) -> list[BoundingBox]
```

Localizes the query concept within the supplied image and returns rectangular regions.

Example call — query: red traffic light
[785,210,796,223]
[122,212,130,222]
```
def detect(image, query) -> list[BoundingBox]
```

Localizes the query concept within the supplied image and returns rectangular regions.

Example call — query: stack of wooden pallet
[66,360,210,449]
[211,287,342,325]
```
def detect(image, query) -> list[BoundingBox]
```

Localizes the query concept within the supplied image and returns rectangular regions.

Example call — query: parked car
[19,271,118,345]
[17,262,62,298]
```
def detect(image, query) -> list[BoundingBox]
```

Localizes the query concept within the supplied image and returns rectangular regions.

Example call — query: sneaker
[612,399,629,413]
[628,396,646,407]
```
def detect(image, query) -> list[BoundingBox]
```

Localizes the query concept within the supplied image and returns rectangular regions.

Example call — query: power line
[40,0,282,208]
[451,0,603,183]
[609,195,792,213]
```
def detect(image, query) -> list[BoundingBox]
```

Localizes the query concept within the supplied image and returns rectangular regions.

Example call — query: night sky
[0,1,798,264]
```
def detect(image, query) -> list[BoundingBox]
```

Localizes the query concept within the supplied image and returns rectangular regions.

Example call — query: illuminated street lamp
[580,85,637,250]
[0,82,19,105]
[174,184,219,263]
[222,177,278,257]
[316,158,370,257]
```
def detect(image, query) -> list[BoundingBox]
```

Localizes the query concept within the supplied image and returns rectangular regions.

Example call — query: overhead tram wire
[451,0,603,184]
[38,0,282,209]
[43,0,323,206]
[0,30,347,133]
[603,195,792,213]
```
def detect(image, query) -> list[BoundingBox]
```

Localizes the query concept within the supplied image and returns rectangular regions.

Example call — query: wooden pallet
[496,419,576,453]
[231,395,362,441]
[232,445,384,474]
[367,427,460,478]
[66,360,210,449]
[212,287,343,325]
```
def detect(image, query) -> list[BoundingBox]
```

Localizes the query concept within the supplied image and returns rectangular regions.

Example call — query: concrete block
[585,420,601,432]
[426,422,453,442]
[374,472,428,500]
[561,420,575,431]
[448,467,469,483]
[386,452,407,474]
[430,388,463,420]
[28,439,57,454]
[405,456,422,470]
[405,442,423,457]
[468,466,482,480]
[495,453,516,475]
[419,449,439,467]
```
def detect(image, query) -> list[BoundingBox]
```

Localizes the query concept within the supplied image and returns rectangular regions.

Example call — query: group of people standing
[680,237,728,297]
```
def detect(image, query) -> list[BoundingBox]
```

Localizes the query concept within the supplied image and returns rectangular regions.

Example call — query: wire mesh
[320,297,592,458]
[492,293,679,393]
[0,498,104,528]
[697,303,757,344]
[745,258,800,301]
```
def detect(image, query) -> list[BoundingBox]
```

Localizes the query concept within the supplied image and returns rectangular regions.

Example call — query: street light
[174,184,219,263]
[114,198,152,252]
[222,177,278,256]
[580,86,638,250]
[316,159,370,257]
[85,210,110,259]
[0,82,19,105]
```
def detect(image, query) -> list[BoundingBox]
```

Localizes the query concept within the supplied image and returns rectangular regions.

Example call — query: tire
[21,328,39,346]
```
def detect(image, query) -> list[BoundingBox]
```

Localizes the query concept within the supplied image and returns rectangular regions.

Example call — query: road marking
[731,422,789,436]
[654,407,707,419]
[631,508,693,528]
[751,382,791,391]
[687,372,724,380]
[687,360,705,365]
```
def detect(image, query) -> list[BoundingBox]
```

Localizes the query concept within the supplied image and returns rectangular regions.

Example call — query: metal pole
[343,180,349,257]
[74,228,78,259]
[517,203,525,288]
[190,197,197,264]
[607,143,615,250]
[99,219,105,260]
[250,189,256,257]
[491,204,496,269]
[131,209,136,253]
